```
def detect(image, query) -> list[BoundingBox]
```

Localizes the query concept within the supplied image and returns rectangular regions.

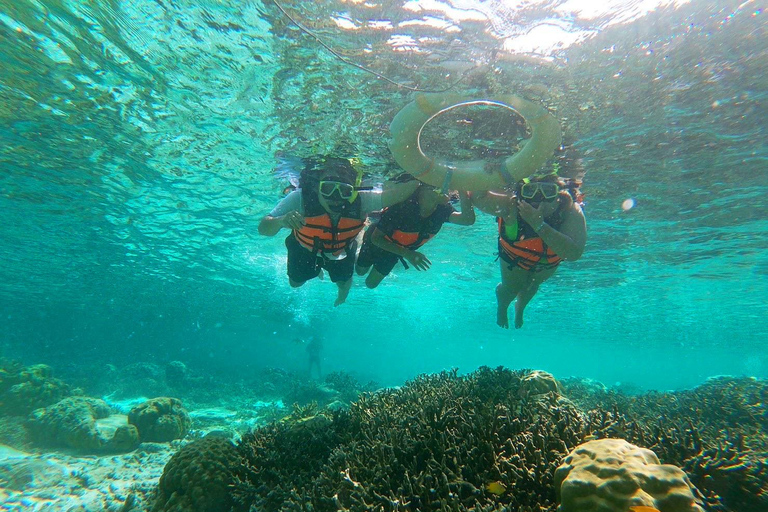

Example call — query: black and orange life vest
[384,229,435,249]
[498,216,562,271]
[293,190,364,256]
[378,200,453,250]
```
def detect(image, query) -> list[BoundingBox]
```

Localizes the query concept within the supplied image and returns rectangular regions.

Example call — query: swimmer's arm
[448,190,476,226]
[258,191,303,236]
[371,228,431,270]
[537,205,587,261]
[380,180,420,208]
[371,227,411,259]
[258,212,303,236]
[469,190,513,218]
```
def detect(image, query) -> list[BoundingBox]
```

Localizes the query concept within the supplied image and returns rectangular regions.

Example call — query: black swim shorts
[285,234,356,284]
[356,230,401,277]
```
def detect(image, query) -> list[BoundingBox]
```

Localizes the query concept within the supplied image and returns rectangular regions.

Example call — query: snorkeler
[473,172,586,329]
[258,156,418,306]
[306,335,323,379]
[356,176,475,288]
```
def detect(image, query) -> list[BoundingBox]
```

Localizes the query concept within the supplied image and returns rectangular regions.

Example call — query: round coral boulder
[28,396,139,453]
[129,397,191,442]
[1,364,72,415]
[152,437,246,512]
[555,438,705,512]
[519,369,563,398]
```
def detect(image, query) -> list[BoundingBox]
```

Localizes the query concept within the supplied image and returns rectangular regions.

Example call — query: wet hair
[299,156,357,190]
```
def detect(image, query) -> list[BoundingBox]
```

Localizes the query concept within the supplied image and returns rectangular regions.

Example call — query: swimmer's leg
[355,264,371,277]
[514,267,557,329]
[286,235,321,286]
[365,269,386,289]
[496,262,531,329]
[334,278,352,307]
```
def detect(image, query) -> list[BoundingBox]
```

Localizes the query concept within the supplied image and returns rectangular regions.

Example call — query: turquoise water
[0,0,766,394]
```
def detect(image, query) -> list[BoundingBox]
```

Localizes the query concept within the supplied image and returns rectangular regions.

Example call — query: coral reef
[27,396,139,453]
[230,367,585,511]
[0,363,74,415]
[575,376,768,511]
[103,362,170,400]
[165,361,189,388]
[247,368,377,408]
[554,438,705,512]
[518,370,563,398]
[151,437,246,512]
[150,368,767,512]
[323,370,379,404]
[128,397,191,442]
[684,438,768,511]
[0,415,31,450]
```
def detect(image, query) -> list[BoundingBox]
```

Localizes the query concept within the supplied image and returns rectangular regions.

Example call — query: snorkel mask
[519,180,560,201]
[318,159,363,205]
[302,156,364,207]
[518,162,562,204]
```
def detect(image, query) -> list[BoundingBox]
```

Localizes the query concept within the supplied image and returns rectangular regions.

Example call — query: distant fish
[485,481,506,495]
[292,338,305,345]
[629,507,661,512]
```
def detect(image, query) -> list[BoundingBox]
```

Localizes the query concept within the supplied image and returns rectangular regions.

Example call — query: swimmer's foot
[496,284,509,329]
[514,293,527,329]
[334,280,351,307]
[514,308,524,329]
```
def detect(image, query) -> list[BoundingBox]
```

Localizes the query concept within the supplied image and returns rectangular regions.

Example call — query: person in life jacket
[473,171,586,329]
[356,175,476,288]
[258,156,419,306]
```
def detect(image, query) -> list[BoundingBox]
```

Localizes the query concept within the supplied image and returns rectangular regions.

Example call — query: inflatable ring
[389,93,562,191]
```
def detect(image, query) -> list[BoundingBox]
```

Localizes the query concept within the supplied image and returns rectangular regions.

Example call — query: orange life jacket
[377,199,452,250]
[384,230,435,249]
[294,214,364,256]
[498,217,561,271]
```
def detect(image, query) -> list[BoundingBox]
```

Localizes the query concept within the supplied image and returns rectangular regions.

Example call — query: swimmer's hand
[517,199,544,230]
[280,211,305,230]
[405,250,431,271]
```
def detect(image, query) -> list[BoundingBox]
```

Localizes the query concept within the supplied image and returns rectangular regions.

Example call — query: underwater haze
[0,0,766,395]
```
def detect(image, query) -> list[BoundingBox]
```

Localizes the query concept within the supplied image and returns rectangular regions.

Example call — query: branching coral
[151,369,767,512]
[232,367,585,511]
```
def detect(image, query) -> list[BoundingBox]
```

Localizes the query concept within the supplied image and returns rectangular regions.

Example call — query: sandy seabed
[0,439,177,511]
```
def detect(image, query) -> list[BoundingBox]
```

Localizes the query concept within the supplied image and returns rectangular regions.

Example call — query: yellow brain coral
[518,370,563,398]
[554,439,704,512]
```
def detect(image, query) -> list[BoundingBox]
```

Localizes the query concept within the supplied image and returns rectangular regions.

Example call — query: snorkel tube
[389,93,562,191]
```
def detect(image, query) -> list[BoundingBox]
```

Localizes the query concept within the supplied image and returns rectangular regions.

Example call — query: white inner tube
[389,93,562,191]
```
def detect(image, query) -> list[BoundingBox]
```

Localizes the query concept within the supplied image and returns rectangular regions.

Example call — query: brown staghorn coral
[231,367,586,511]
[152,368,767,512]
